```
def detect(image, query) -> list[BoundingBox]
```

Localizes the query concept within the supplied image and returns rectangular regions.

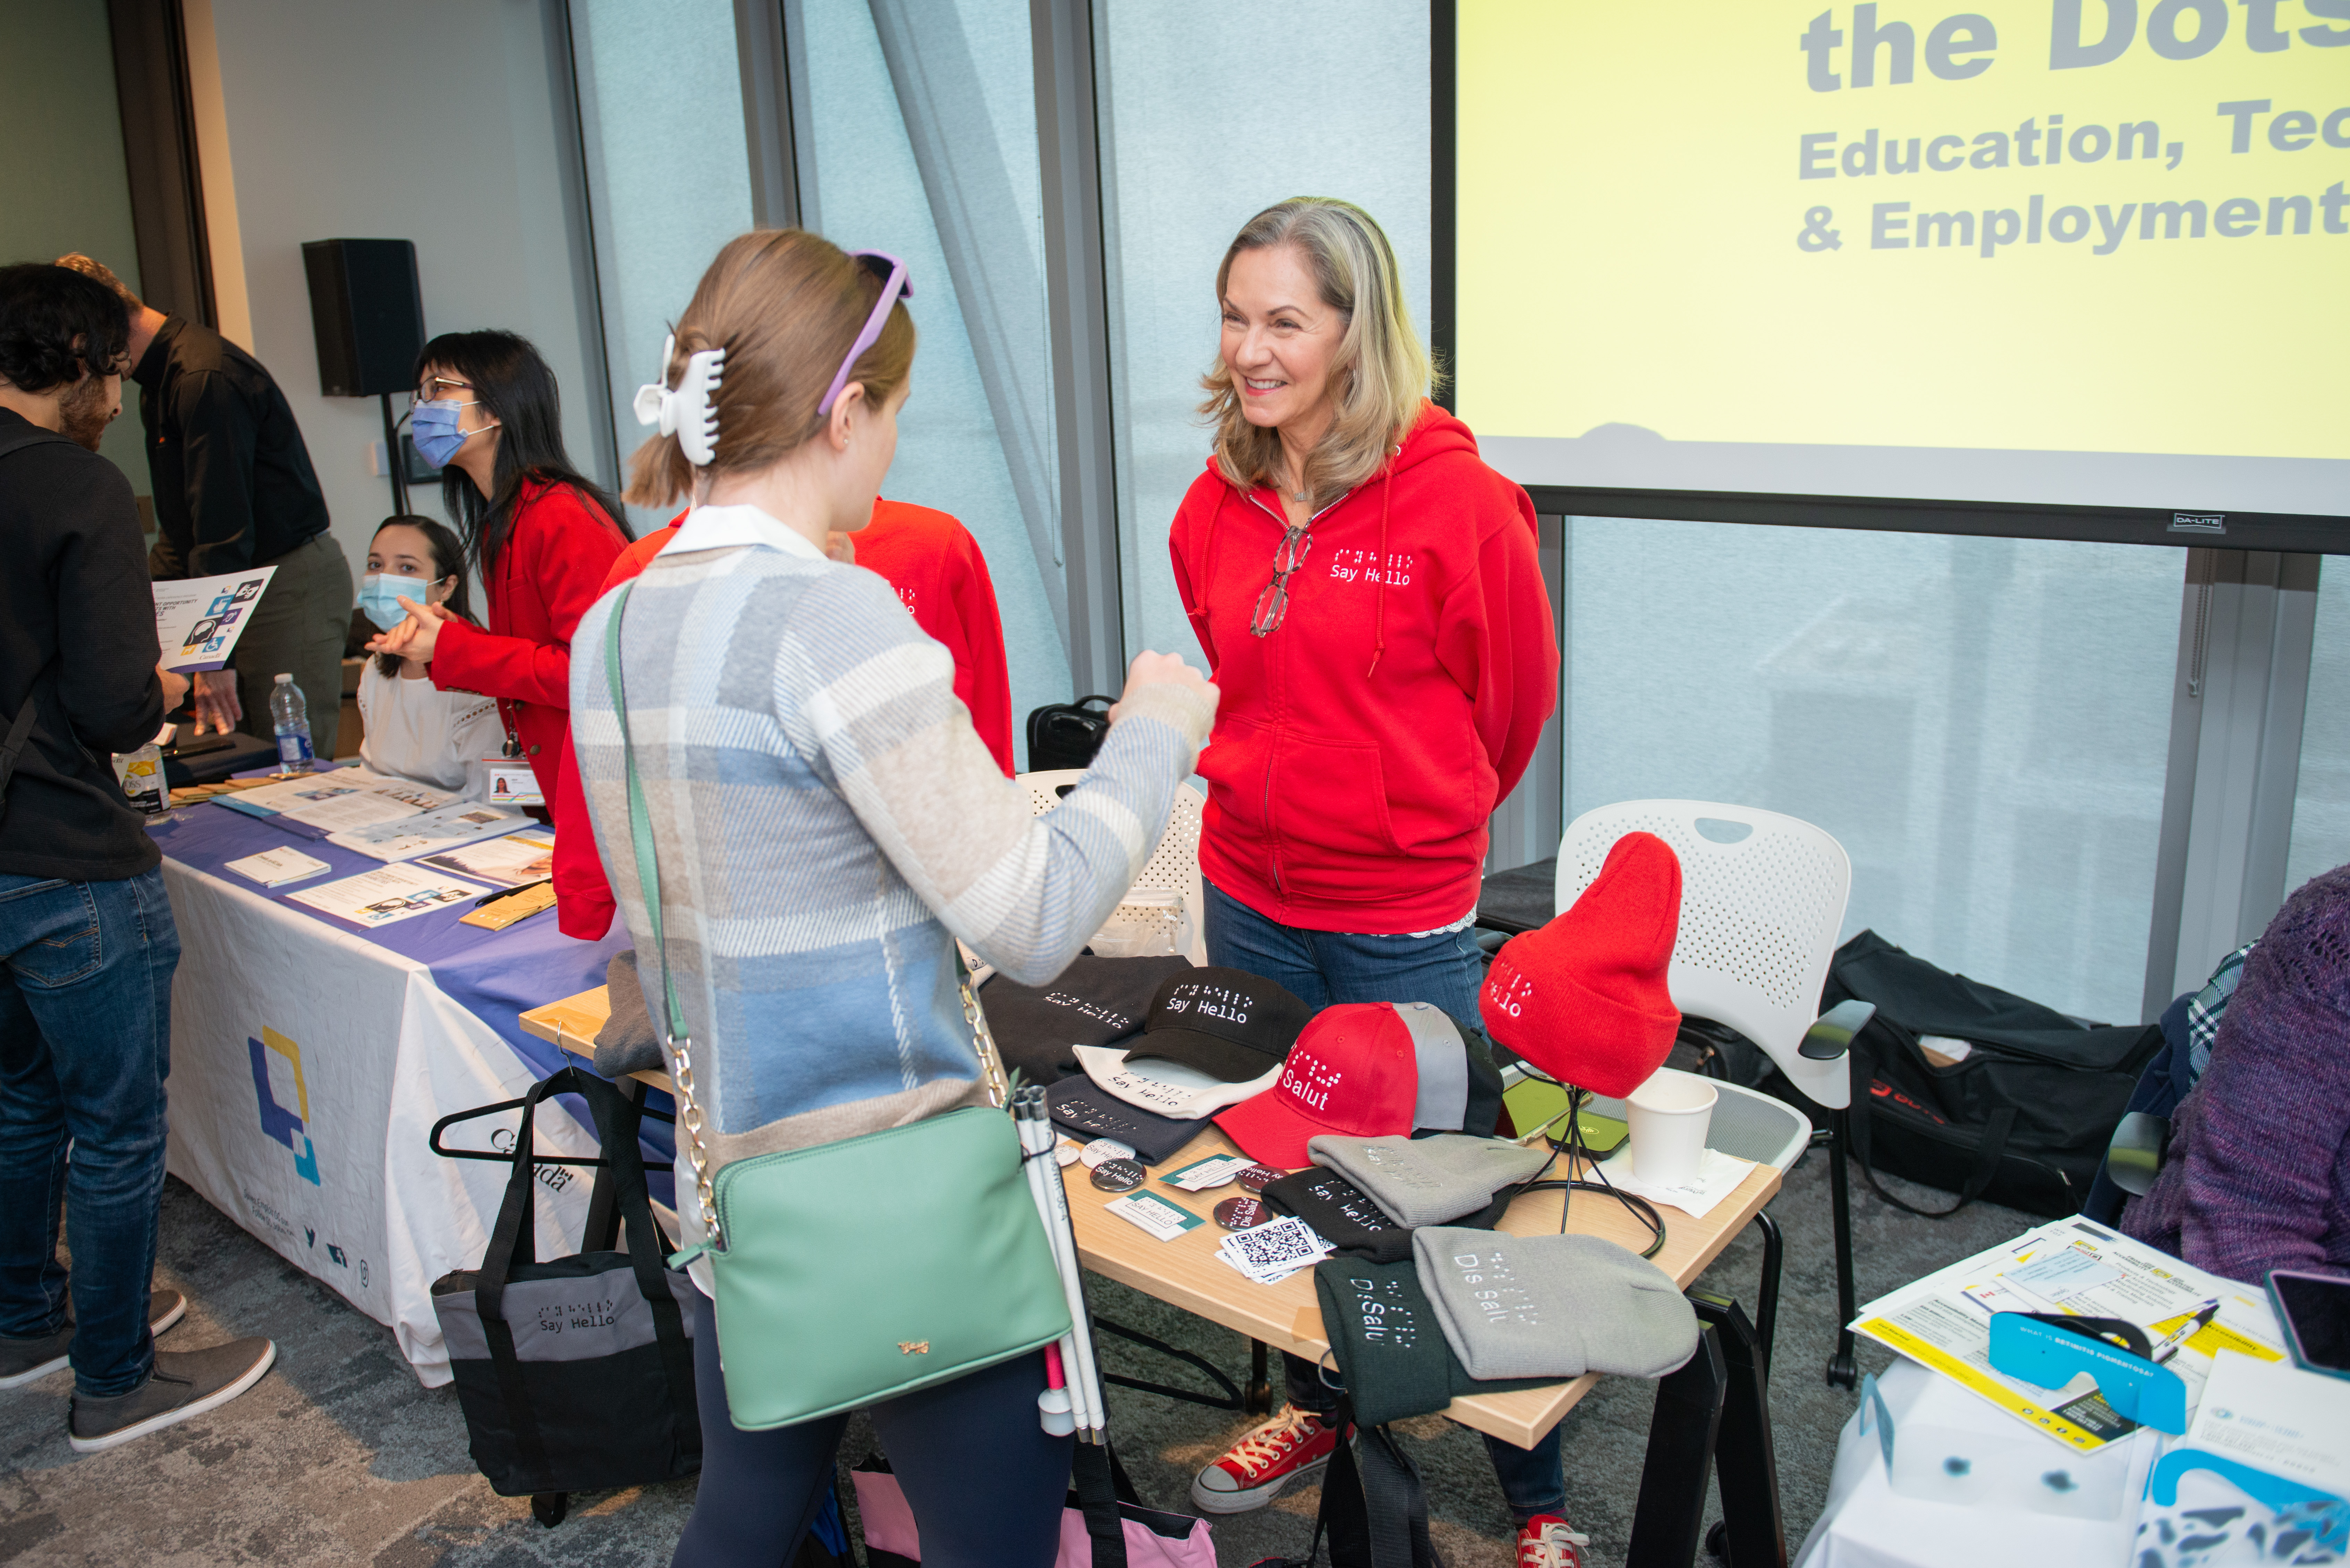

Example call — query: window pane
[797,0,1072,752]
[1564,519,2179,1025]
[2286,556,2350,893]
[1097,1,1430,671]
[570,0,752,527]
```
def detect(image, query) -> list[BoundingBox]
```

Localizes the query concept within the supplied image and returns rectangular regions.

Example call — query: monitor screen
[1455,0,2349,524]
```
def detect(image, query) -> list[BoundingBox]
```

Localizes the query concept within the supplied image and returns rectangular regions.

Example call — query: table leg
[1625,1321,1727,1568]
[1691,1292,1787,1568]
[1247,1337,1272,1415]
[1749,1208,1783,1384]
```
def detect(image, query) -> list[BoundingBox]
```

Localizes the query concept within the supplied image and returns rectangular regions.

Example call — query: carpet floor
[1,1144,2038,1567]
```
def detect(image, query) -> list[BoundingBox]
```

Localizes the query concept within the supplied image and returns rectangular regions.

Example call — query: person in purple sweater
[2123,862,2350,1282]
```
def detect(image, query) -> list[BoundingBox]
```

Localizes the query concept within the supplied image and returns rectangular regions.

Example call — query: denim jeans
[0,869,179,1397]
[1204,881,1569,1522]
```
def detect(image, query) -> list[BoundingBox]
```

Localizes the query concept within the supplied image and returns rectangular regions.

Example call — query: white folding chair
[1017,769,1209,966]
[1555,800,1877,1386]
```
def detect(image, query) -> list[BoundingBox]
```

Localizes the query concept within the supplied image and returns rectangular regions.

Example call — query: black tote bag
[430,1067,702,1496]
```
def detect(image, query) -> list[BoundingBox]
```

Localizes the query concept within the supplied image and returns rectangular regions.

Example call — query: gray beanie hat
[1412,1228,1698,1381]
[1308,1134,1551,1228]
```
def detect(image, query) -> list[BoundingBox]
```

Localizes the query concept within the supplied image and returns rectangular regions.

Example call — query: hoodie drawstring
[1365,465,1394,679]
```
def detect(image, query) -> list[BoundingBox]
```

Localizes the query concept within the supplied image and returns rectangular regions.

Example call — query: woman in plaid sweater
[572,231,1216,1567]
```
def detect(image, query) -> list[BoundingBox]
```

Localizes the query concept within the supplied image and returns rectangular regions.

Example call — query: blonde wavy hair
[1200,198,1436,510]
[626,230,914,508]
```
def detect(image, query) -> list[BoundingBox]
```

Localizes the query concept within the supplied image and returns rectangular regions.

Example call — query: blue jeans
[675,1290,1070,1568]
[0,870,178,1397]
[1205,882,1569,1522]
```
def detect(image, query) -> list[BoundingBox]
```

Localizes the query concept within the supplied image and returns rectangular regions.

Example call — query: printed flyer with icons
[1851,1218,2287,1452]
[153,566,276,672]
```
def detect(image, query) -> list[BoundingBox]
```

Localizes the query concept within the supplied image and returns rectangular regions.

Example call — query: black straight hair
[370,513,474,679]
[413,329,628,581]
[0,263,130,394]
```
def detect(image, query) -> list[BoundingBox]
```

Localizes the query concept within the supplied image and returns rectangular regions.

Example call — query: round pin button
[1089,1158,1145,1193]
[1079,1137,1136,1170]
[1234,1165,1284,1192]
[1214,1195,1270,1230]
[1054,1142,1082,1168]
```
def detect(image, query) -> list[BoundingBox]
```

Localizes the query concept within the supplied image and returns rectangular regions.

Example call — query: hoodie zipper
[1241,489,1340,903]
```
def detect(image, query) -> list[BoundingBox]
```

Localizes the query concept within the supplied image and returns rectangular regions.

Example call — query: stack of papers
[285,862,491,929]
[328,803,531,862]
[223,846,330,888]
[415,829,557,888]
[1216,1216,1333,1285]
[217,768,458,838]
[1852,1218,2288,1453]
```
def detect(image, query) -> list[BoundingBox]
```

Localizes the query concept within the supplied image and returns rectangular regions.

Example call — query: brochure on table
[223,846,330,888]
[415,829,555,888]
[153,567,276,672]
[285,862,491,929]
[1851,1217,2288,1453]
[2128,1351,2350,1566]
[215,766,459,839]
[327,803,533,862]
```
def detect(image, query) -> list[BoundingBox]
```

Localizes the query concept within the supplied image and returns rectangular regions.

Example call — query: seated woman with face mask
[354,515,501,792]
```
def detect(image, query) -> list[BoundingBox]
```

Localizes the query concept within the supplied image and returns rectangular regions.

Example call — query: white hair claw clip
[632,333,726,467]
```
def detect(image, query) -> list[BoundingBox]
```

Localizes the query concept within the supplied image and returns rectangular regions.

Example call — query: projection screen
[1453,0,2349,543]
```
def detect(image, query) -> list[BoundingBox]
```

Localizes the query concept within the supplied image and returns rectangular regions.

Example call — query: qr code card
[1219,1216,1332,1280]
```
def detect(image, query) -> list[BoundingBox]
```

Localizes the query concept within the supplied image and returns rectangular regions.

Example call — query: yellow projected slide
[1458,0,2346,464]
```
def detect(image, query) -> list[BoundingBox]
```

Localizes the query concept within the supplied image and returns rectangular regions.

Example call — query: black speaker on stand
[301,238,425,514]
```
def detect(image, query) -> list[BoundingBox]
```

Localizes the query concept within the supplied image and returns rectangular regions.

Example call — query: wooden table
[521,986,1789,1564]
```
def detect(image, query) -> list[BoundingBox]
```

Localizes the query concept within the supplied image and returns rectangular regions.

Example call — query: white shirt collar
[657,503,829,563]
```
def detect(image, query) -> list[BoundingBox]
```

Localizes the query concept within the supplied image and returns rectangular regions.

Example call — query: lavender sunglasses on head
[816,250,913,415]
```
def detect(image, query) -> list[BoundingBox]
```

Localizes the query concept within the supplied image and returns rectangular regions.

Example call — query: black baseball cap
[1043,1078,1204,1165]
[1123,968,1312,1083]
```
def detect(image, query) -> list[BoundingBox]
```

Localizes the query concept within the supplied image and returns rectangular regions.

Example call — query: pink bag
[851,1451,1215,1568]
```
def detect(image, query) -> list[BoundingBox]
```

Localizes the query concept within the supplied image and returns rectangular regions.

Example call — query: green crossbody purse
[603,579,1071,1430]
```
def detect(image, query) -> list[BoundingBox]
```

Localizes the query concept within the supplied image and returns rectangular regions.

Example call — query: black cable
[1506,1067,1668,1258]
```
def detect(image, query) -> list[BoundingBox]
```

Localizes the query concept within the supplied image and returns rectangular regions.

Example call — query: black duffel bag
[431,1067,700,1505]
[1822,930,2163,1219]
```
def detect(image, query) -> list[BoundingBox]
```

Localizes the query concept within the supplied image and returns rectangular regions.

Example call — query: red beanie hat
[1479,832,1683,1097]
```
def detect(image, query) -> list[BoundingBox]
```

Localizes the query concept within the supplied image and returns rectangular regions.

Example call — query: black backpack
[1819,930,2164,1219]
[1026,695,1115,771]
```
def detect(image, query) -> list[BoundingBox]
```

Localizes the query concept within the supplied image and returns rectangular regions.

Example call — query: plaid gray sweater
[571,506,1213,1239]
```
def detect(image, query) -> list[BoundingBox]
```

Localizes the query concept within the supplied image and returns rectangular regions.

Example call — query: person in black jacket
[0,263,277,1452]
[57,254,350,754]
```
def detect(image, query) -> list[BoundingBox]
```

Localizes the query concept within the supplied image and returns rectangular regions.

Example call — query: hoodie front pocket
[1269,736,1402,899]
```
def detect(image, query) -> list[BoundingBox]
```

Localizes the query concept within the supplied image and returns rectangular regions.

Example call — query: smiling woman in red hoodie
[1170,198,1568,1555]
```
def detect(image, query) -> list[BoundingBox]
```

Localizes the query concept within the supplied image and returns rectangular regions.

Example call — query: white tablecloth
[158,855,602,1387]
[1795,1357,2163,1568]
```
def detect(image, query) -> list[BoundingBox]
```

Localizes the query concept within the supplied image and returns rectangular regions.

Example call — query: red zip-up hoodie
[1170,401,1557,934]
[431,477,627,939]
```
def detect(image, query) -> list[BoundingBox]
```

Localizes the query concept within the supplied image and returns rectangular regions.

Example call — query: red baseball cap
[1479,832,1683,1098]
[1214,1004,1419,1169]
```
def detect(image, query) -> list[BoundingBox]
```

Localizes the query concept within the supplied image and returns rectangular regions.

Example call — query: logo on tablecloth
[248,1027,321,1185]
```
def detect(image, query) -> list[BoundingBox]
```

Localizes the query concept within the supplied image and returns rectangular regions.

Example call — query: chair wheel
[1825,1349,1857,1389]
[531,1492,568,1527]
[1707,1519,1730,1561]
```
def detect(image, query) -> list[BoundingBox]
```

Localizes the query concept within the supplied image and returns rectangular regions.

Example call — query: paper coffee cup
[1626,1067,1718,1187]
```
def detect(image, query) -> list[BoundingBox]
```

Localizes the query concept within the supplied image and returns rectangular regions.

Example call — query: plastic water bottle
[269,673,314,774]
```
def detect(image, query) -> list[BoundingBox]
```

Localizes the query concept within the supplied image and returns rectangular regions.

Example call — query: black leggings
[673,1289,1073,1568]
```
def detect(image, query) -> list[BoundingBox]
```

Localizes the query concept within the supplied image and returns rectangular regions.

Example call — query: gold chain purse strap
[602,579,1014,1251]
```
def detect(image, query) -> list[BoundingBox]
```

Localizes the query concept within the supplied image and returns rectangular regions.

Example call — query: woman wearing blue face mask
[354,515,500,792]
[365,331,630,938]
